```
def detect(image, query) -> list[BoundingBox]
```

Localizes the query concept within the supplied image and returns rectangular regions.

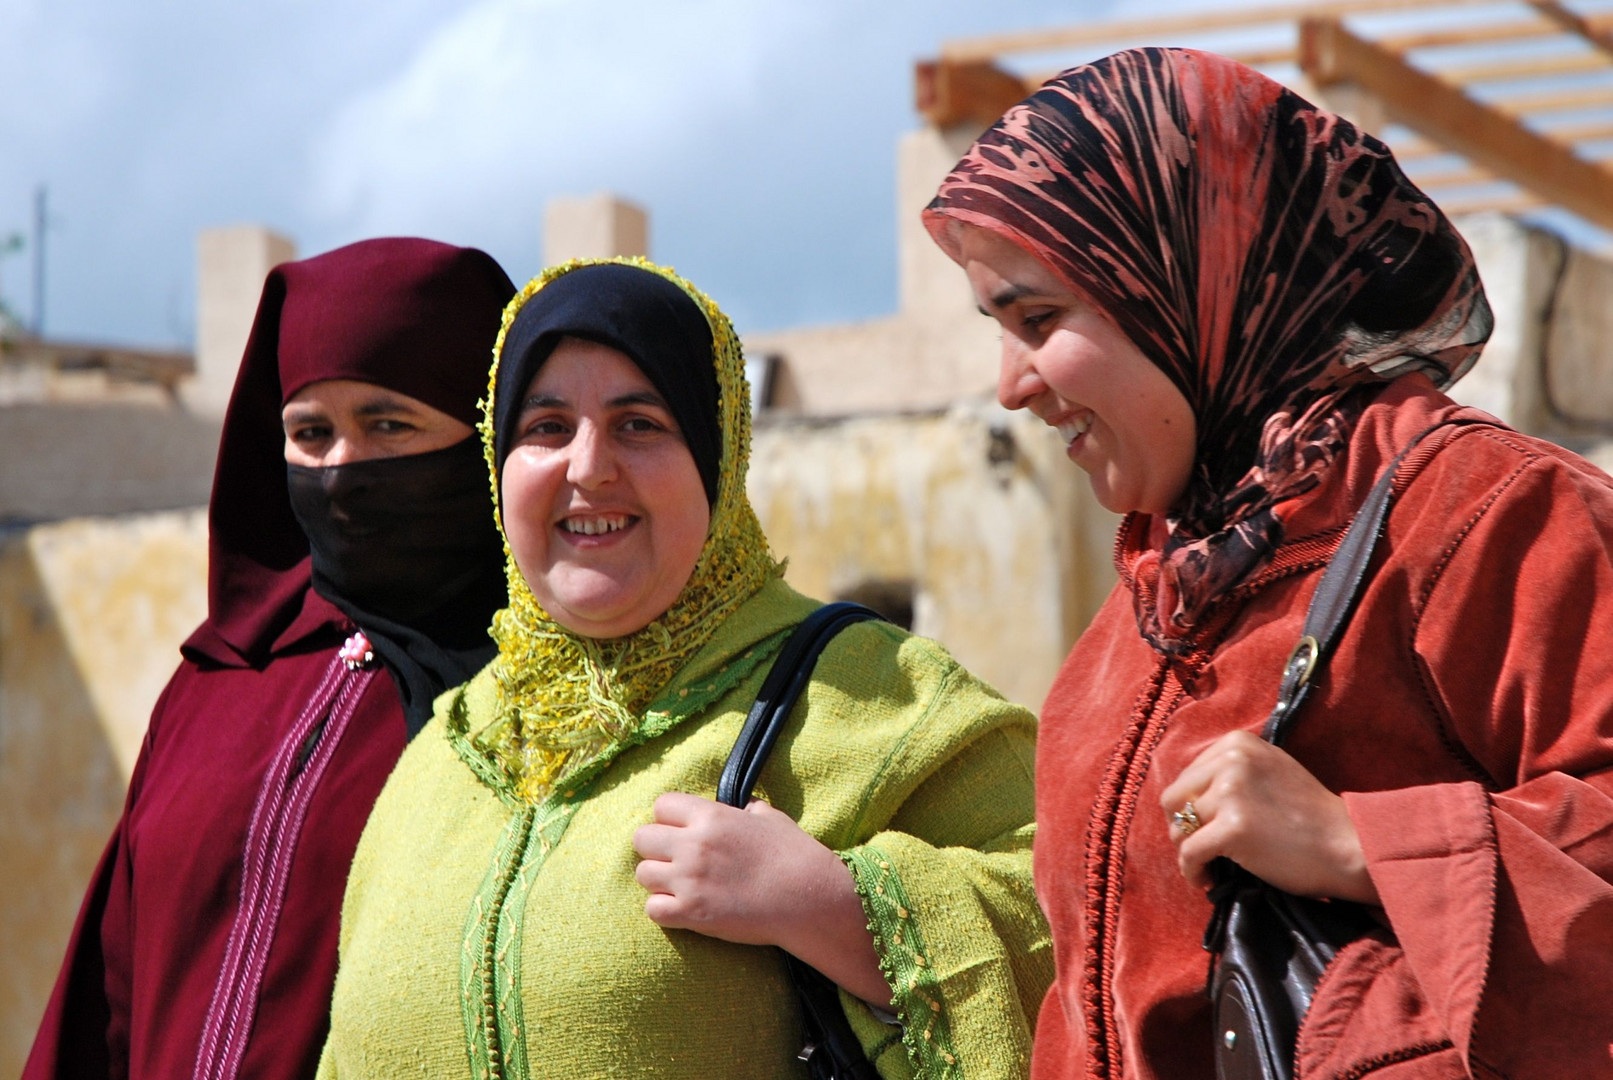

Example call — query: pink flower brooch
[339,631,375,671]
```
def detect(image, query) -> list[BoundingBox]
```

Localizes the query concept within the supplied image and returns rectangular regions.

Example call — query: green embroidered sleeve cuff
[840,846,963,1079]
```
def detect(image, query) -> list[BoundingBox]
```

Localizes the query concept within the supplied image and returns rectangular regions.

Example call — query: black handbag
[718,601,886,1080]
[1203,422,1470,1080]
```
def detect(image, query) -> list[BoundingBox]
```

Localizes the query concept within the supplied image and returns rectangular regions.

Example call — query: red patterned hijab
[925,48,1491,650]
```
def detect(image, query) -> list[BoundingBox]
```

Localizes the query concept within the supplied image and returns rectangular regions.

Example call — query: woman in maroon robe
[24,237,515,1080]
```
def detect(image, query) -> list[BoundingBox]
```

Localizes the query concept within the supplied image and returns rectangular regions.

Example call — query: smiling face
[499,337,712,639]
[960,226,1197,517]
[281,378,474,466]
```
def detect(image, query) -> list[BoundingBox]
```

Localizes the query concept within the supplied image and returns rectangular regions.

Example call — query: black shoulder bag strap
[718,601,885,1080]
[1262,417,1476,747]
[1205,418,1477,1080]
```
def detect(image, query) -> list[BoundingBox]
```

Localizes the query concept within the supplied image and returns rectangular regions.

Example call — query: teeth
[562,515,630,536]
[1057,415,1092,444]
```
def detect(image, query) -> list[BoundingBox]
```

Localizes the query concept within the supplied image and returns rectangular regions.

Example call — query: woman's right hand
[632,792,890,1004]
[1160,730,1381,904]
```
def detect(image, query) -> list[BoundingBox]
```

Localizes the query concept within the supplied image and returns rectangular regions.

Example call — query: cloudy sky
[0,0,1221,348]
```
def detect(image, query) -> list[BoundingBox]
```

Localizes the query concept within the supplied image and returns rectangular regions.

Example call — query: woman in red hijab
[24,238,515,1080]
[927,48,1613,1079]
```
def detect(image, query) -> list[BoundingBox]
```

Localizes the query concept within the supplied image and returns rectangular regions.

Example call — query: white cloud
[307,0,791,239]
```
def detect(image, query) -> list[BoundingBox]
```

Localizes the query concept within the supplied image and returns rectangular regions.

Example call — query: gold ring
[1170,800,1201,837]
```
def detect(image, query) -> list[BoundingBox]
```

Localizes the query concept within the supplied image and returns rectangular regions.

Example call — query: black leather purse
[1202,422,1468,1080]
[718,601,885,1080]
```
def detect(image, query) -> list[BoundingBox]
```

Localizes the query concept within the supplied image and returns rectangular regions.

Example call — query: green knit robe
[318,580,1051,1079]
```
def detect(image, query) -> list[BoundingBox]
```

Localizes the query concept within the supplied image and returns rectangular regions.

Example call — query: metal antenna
[32,186,46,336]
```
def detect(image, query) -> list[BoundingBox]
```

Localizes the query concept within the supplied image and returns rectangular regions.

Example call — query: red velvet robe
[23,588,405,1080]
[1032,378,1613,1079]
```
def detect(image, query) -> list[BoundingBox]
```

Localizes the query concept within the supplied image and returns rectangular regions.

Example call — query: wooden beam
[1221,43,1301,66]
[1540,117,1613,141]
[940,0,1497,62]
[915,58,1033,131]
[1376,16,1563,51]
[1299,16,1613,231]
[1384,133,1444,159]
[1493,83,1613,114]
[1438,190,1547,215]
[1434,48,1609,84]
[1526,0,1613,59]
[1405,162,1495,186]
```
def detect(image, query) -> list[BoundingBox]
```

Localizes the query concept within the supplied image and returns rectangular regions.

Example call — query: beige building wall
[544,194,650,265]
[747,127,1001,415]
[186,226,295,417]
[750,402,1120,710]
[0,510,207,1076]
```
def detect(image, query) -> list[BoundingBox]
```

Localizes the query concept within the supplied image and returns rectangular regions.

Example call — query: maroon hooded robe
[24,238,515,1080]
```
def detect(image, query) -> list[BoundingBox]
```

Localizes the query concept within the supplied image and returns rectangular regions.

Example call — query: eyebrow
[281,394,422,423]
[978,283,1034,316]
[521,390,670,411]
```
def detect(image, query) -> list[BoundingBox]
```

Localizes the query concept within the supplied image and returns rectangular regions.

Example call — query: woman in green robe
[318,259,1051,1080]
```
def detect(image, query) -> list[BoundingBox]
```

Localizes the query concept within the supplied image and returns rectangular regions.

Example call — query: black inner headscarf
[492,262,722,503]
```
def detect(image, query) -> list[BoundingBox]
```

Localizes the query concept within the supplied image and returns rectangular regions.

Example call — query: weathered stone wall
[0,404,220,526]
[745,127,1000,415]
[0,510,207,1076]
[750,401,1120,710]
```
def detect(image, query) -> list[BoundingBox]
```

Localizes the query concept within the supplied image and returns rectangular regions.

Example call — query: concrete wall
[750,401,1119,710]
[186,227,294,417]
[544,194,649,265]
[746,126,1001,415]
[0,510,207,1076]
[0,404,219,526]
[1443,212,1613,466]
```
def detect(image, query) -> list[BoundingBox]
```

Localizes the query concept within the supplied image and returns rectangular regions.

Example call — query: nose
[996,335,1044,412]
[565,421,617,489]
[323,436,363,467]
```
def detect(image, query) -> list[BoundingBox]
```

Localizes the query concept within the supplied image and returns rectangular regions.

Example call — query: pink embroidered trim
[191,655,375,1080]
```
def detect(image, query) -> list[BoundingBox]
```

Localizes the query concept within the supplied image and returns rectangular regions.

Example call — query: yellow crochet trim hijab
[474,258,781,805]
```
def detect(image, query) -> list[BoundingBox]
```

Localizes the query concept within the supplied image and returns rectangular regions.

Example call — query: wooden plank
[1492,83,1613,113]
[1438,190,1548,215]
[1376,16,1564,51]
[940,0,1497,62]
[1434,48,1609,84]
[1022,44,1301,89]
[1299,16,1613,230]
[1222,43,1302,65]
[1540,116,1613,140]
[1526,0,1613,58]
[1405,161,1495,186]
[1384,133,1444,158]
[915,58,1034,130]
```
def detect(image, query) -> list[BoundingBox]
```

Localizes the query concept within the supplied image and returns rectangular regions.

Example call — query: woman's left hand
[1159,731,1380,904]
[633,792,889,1004]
